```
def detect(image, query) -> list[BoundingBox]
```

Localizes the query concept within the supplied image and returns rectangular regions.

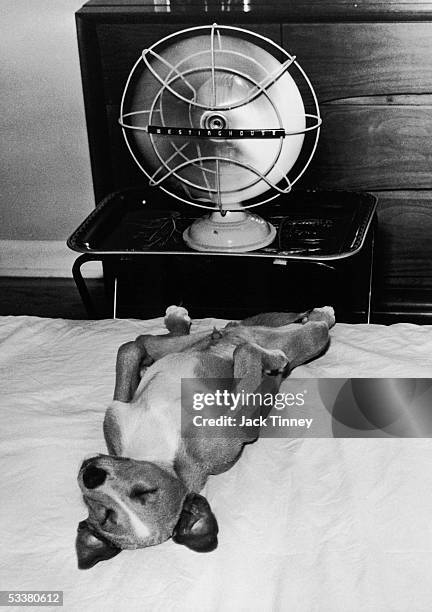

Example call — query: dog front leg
[113,341,153,402]
[113,306,197,401]
[114,331,214,401]
[163,305,191,336]
[130,305,209,361]
[232,342,287,441]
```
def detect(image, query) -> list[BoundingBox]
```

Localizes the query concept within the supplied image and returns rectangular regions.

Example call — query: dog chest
[106,354,201,463]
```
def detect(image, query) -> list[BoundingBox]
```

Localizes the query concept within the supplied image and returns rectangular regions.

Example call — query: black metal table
[68,189,377,321]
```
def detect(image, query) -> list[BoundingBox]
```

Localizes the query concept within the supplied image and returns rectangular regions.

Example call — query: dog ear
[172,493,218,552]
[76,520,122,569]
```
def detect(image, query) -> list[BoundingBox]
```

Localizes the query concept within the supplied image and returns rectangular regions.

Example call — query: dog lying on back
[76,306,335,569]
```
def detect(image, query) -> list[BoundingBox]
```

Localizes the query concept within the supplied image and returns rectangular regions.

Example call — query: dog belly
[144,348,235,380]
[106,355,199,461]
[106,348,236,463]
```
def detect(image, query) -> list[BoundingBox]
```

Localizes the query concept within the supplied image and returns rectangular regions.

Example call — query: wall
[0,1,96,275]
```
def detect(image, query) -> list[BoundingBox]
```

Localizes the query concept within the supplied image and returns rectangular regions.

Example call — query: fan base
[183,211,276,252]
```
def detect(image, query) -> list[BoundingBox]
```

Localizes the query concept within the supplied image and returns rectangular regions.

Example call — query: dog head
[76,454,218,569]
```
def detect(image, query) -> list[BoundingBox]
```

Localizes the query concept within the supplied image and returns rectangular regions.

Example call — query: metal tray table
[67,189,377,319]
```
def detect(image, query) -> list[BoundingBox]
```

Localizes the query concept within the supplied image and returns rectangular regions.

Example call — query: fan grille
[119,24,321,211]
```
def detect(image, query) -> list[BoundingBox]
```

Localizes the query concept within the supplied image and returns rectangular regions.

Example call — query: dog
[76,305,335,569]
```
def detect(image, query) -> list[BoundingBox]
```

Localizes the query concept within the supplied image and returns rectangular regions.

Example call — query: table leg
[72,254,101,319]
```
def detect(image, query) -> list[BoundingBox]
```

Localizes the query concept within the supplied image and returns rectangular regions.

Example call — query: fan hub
[201,111,228,131]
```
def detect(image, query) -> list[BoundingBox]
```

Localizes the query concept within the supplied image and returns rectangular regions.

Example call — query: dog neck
[173,445,210,492]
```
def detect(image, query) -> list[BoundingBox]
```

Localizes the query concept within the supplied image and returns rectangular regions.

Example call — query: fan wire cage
[118,23,321,251]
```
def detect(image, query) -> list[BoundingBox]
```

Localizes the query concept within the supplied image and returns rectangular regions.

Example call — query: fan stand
[183,210,276,252]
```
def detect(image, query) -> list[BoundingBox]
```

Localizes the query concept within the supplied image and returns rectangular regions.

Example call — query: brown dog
[76,306,335,569]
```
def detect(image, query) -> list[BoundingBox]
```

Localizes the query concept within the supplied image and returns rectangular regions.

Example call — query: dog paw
[164,306,191,335]
[304,306,335,329]
[262,348,289,374]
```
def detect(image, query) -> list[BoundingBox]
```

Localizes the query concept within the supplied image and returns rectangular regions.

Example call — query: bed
[1,314,431,612]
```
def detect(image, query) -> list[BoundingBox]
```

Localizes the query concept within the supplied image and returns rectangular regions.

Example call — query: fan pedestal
[183,210,276,252]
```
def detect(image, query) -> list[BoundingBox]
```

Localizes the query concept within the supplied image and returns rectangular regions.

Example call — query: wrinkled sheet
[0,315,431,612]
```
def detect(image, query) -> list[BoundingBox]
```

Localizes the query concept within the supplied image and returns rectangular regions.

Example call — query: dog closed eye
[130,486,158,502]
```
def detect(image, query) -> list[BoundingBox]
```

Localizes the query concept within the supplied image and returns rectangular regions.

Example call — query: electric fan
[119,24,321,252]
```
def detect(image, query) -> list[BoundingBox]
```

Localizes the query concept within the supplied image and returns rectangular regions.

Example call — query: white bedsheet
[0,315,431,612]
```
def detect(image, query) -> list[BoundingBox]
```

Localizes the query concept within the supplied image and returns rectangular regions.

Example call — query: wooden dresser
[76,0,432,322]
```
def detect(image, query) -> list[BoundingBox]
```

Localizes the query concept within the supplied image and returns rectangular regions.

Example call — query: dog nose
[82,465,107,489]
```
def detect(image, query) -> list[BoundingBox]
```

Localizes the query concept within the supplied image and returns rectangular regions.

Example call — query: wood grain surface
[375,190,432,286]
[81,1,432,23]
[283,23,432,102]
[304,104,432,190]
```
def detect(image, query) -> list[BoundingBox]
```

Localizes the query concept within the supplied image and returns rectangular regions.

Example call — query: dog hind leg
[240,313,333,376]
[234,306,335,329]
[231,310,311,328]
[264,321,331,373]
